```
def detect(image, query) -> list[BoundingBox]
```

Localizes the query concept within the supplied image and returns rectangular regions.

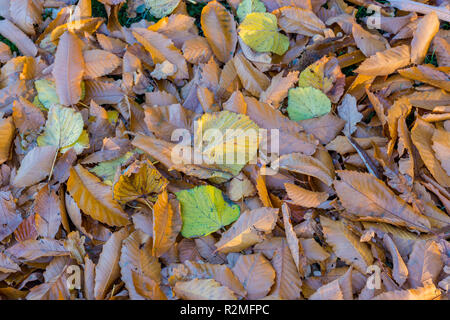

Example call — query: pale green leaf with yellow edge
[37,104,87,154]
[35,79,59,110]
[113,160,168,204]
[90,151,135,186]
[287,87,331,121]
[195,110,259,176]
[60,130,89,154]
[238,12,289,55]
[175,185,240,238]
[237,0,266,22]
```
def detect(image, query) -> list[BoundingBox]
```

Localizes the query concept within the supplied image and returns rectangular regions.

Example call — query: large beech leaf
[201,1,237,63]
[175,185,240,238]
[238,12,289,55]
[52,31,84,106]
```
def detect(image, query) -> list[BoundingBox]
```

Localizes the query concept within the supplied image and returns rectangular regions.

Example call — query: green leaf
[37,105,87,154]
[147,0,181,19]
[176,185,240,238]
[35,79,59,110]
[195,110,260,176]
[238,12,289,55]
[237,0,266,22]
[287,87,331,121]
[90,151,135,186]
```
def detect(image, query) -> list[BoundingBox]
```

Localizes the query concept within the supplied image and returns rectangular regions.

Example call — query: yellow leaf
[113,160,168,204]
[239,12,289,55]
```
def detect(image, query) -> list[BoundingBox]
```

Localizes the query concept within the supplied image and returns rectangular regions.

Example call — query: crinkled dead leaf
[174,278,237,300]
[34,184,62,239]
[0,191,22,242]
[337,94,363,136]
[113,160,168,204]
[132,28,188,81]
[120,230,161,300]
[411,118,450,188]
[215,207,278,253]
[275,6,325,37]
[260,70,299,108]
[232,253,275,299]
[334,170,431,232]
[7,238,68,261]
[273,153,334,186]
[270,238,302,300]
[407,240,443,288]
[320,216,373,273]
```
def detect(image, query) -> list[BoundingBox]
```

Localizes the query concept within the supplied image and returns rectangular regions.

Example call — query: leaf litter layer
[0,0,449,300]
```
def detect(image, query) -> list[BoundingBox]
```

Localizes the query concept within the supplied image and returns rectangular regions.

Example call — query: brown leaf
[201,1,237,63]
[35,185,62,239]
[52,31,85,106]
[334,170,431,232]
[67,164,130,227]
[411,12,440,65]
[94,228,129,300]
